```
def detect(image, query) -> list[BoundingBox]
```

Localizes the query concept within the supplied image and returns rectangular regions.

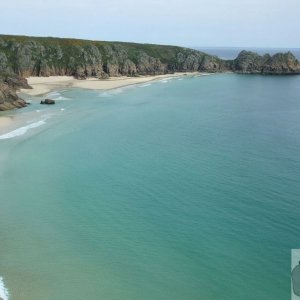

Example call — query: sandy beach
[0,116,13,128]
[20,73,200,96]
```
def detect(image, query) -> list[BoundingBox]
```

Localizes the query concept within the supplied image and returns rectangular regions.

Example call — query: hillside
[0,35,226,79]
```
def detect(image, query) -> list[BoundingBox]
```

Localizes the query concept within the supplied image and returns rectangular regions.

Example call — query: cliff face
[232,50,300,74]
[0,74,28,111]
[0,35,226,79]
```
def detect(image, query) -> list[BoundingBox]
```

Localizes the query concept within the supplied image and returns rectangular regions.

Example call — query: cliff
[0,74,28,111]
[0,34,299,111]
[0,35,226,79]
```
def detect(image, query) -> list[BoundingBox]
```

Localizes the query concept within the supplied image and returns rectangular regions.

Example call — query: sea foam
[46,91,61,98]
[56,96,71,100]
[0,120,46,140]
[160,78,173,83]
[139,83,152,88]
[98,87,127,98]
[159,77,174,83]
[98,91,113,98]
[45,91,70,101]
[0,277,9,300]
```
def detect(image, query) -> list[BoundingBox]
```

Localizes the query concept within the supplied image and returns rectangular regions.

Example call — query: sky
[1,0,300,48]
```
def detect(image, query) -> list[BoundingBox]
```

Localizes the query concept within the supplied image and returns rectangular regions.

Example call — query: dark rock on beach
[40,99,55,105]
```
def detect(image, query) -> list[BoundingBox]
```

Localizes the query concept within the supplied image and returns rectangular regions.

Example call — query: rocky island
[0,34,299,111]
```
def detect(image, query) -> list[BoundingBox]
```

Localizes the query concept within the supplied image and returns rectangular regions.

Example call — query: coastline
[19,72,201,96]
[0,72,202,133]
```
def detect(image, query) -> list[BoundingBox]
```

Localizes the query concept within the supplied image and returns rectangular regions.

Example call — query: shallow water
[0,74,300,299]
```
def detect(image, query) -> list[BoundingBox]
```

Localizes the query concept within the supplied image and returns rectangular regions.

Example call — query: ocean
[0,73,300,299]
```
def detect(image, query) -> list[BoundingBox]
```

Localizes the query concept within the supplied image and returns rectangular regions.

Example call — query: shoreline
[19,72,202,97]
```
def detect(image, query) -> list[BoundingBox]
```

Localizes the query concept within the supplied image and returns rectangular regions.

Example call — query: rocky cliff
[0,74,28,111]
[0,35,226,79]
[0,34,299,111]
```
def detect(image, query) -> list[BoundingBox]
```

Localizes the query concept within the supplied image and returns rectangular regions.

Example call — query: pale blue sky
[1,0,299,48]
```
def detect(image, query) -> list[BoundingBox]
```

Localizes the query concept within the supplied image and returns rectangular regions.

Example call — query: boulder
[41,99,55,105]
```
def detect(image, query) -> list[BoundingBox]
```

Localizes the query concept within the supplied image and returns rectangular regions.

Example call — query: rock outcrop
[0,74,27,111]
[232,50,300,74]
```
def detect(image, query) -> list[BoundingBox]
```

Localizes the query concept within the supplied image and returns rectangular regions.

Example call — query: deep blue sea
[0,73,300,300]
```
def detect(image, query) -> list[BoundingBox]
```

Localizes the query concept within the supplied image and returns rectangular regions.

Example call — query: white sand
[20,73,201,96]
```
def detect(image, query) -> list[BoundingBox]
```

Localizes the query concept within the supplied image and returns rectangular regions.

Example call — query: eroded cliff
[0,74,28,111]
[0,35,226,79]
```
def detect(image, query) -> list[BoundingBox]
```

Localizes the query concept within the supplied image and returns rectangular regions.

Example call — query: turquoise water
[1,74,300,299]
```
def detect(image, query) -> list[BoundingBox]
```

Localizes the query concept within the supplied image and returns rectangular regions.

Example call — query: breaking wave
[0,277,9,300]
[98,91,113,98]
[45,91,70,101]
[0,120,46,140]
[56,96,71,100]
[46,91,61,98]
[139,83,152,88]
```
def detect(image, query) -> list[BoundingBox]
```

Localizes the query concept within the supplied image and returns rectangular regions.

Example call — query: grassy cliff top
[0,34,209,64]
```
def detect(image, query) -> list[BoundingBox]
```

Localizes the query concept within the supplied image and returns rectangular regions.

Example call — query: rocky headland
[231,50,300,74]
[0,74,29,111]
[0,34,299,111]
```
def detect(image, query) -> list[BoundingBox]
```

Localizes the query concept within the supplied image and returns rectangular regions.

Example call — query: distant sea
[194,46,300,60]
[0,73,300,300]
